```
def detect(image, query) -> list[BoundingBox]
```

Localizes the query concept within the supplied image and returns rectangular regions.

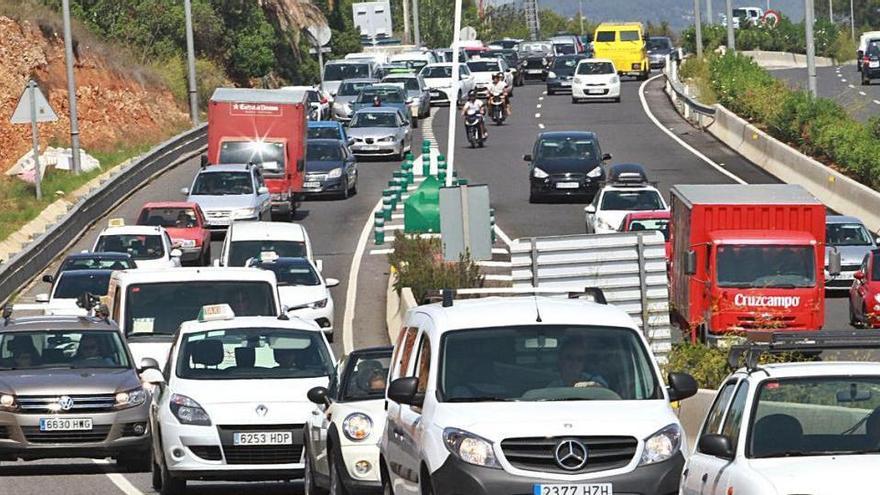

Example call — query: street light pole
[579,0,585,36]
[805,0,818,97]
[412,0,421,46]
[707,0,713,25]
[446,0,464,187]
[850,0,855,42]
[829,0,833,22]
[694,0,704,58]
[61,0,82,175]
[402,0,411,44]
[184,0,199,126]
[726,0,735,52]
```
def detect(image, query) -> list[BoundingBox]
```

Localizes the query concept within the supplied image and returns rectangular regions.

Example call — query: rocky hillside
[0,16,188,170]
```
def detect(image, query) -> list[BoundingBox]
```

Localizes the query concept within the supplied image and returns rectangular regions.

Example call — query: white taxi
[93,219,182,270]
[144,304,335,494]
[585,165,668,234]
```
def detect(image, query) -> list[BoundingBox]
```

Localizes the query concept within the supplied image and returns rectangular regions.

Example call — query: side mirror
[523,154,533,162]
[307,386,330,405]
[35,293,50,303]
[170,249,183,259]
[855,270,866,281]
[667,372,698,402]
[602,153,612,161]
[828,249,842,277]
[42,274,54,284]
[297,159,305,172]
[258,186,269,195]
[140,368,165,384]
[585,205,596,214]
[180,187,190,196]
[325,278,340,288]
[698,434,734,460]
[387,376,422,406]
[139,357,161,372]
[685,249,697,276]
[200,154,209,168]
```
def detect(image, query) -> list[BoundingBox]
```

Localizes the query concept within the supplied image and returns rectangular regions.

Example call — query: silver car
[381,74,431,119]
[825,215,879,290]
[332,78,378,121]
[0,314,152,470]
[346,107,412,160]
[182,164,272,232]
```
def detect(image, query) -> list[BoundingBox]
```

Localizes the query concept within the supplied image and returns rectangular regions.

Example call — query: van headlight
[640,423,681,465]
[532,167,549,179]
[232,207,258,219]
[328,168,343,179]
[342,413,373,441]
[0,394,17,411]
[114,387,147,409]
[442,427,501,468]
[587,166,603,178]
[170,393,212,426]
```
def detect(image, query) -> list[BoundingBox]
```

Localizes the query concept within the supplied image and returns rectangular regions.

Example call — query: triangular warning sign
[11,80,58,124]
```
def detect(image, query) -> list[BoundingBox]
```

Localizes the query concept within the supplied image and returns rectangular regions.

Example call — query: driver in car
[548,337,609,389]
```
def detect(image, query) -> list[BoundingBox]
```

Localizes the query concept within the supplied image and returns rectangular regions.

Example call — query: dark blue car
[302,138,358,199]
[524,131,612,202]
[546,55,588,95]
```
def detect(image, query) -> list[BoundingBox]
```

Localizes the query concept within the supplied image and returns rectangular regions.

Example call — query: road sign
[11,80,57,124]
[440,184,492,261]
[307,24,332,47]
[460,26,477,41]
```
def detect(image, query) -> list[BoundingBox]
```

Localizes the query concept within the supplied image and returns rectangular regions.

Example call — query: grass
[678,57,717,105]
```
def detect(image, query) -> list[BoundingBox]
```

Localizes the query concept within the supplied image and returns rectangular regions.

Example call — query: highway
[1,71,855,494]
[770,62,880,122]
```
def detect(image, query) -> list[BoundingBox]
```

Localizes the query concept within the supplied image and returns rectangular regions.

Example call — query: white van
[220,221,314,267]
[380,292,698,494]
[858,31,880,72]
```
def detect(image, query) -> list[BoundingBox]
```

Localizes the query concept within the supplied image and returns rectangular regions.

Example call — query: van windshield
[124,281,276,336]
[218,141,285,174]
[191,171,253,196]
[95,234,165,260]
[440,325,660,402]
[716,245,816,288]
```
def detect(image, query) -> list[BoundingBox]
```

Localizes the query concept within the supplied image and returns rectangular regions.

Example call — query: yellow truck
[592,22,650,80]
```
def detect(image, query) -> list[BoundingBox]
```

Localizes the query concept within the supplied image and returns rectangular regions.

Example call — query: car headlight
[232,207,258,219]
[443,427,501,468]
[115,387,147,410]
[587,166,603,178]
[328,168,343,179]
[640,423,682,465]
[170,393,212,426]
[874,293,880,304]
[548,71,557,79]
[0,394,17,412]
[342,413,373,441]
[532,167,549,179]
[611,75,620,84]
[378,136,396,142]
[310,298,329,309]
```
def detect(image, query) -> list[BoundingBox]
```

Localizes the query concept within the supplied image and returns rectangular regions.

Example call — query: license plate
[303,181,321,188]
[556,182,580,189]
[870,61,879,68]
[528,69,543,74]
[534,484,612,495]
[560,81,571,86]
[361,145,379,151]
[40,417,93,431]
[588,89,605,95]
[233,431,293,446]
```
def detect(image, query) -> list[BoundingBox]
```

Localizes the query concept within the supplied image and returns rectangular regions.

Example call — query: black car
[862,41,880,85]
[647,36,678,69]
[485,49,524,86]
[546,55,587,95]
[42,252,136,285]
[525,131,612,202]
[302,138,358,199]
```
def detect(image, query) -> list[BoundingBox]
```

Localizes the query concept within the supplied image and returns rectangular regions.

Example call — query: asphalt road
[771,62,880,122]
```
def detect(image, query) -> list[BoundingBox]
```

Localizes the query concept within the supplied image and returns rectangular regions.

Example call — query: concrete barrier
[676,389,716,452]
[385,269,417,343]
[741,50,835,69]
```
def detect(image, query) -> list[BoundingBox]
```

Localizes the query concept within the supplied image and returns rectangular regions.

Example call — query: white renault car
[586,164,668,234]
[145,304,335,495]
[220,221,315,267]
[303,346,393,494]
[419,63,475,106]
[572,59,621,103]
[93,219,182,270]
[380,292,698,495]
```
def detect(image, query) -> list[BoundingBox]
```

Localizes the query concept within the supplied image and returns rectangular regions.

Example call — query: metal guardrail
[509,231,673,361]
[662,55,716,129]
[0,124,208,306]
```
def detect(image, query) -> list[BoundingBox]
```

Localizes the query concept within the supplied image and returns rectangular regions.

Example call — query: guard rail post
[388,179,399,208]
[490,208,496,243]
[422,139,431,156]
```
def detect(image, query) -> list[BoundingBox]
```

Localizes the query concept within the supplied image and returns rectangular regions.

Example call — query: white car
[682,336,880,495]
[220,221,315,267]
[419,63,475,106]
[572,59,621,103]
[466,57,514,97]
[144,304,335,495]
[248,256,339,342]
[380,292,698,495]
[303,346,393,494]
[93,221,182,270]
[35,269,113,316]
[585,168,668,234]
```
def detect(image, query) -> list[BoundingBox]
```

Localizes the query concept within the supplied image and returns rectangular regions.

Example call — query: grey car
[825,215,879,290]
[0,314,152,470]
[647,36,678,69]
[346,107,412,159]
[381,74,431,119]
[182,164,272,232]
[332,78,378,121]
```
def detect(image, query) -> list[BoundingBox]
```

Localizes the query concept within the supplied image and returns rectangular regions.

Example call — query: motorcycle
[488,94,506,125]
[464,112,486,148]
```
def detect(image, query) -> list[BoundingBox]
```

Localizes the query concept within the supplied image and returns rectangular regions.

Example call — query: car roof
[177,315,322,336]
[0,315,120,332]
[308,121,343,128]
[199,163,254,173]
[671,184,821,206]
[111,266,277,284]
[99,225,165,236]
[65,252,132,260]
[826,215,864,224]
[307,138,345,146]
[737,361,880,379]
[353,107,401,114]
[142,201,198,209]
[539,131,597,139]
[383,73,418,79]
[229,221,307,241]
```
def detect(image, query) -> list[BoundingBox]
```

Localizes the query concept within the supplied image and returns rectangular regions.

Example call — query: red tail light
[866,56,871,64]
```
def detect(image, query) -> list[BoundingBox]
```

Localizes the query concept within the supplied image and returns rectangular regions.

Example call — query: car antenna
[533,295,542,323]
[2,305,12,326]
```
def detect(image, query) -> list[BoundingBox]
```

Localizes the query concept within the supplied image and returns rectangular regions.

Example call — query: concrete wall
[741,50,835,69]
[385,269,416,343]
[677,389,715,452]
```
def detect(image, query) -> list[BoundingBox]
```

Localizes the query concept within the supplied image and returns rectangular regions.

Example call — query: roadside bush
[679,57,717,104]
[681,15,840,58]
[830,28,857,62]
[388,232,484,303]
[663,343,728,390]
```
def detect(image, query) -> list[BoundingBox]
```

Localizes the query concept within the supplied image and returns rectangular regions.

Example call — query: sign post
[11,80,59,200]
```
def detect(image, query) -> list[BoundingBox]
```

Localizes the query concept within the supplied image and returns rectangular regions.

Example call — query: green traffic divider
[490,207,496,243]
[403,175,441,233]
[374,211,385,245]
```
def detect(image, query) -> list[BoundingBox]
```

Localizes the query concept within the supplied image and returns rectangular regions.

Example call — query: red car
[620,211,671,260]
[136,202,211,265]
[849,249,880,328]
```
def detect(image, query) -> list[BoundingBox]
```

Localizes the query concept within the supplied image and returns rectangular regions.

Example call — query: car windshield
[554,43,575,55]
[384,77,420,91]
[351,111,399,128]
[595,31,615,42]
[191,171,253,196]
[716,245,816,288]
[647,38,672,51]
[308,127,342,140]
[396,60,427,71]
[254,260,320,286]
[553,57,579,69]
[440,325,659,402]
[620,30,641,42]
[868,44,880,57]
[324,63,370,81]
[176,328,333,380]
[341,353,392,401]
[138,208,198,228]
[578,62,615,74]
[628,218,670,240]
[61,256,135,271]
[0,331,130,371]
[749,377,880,458]
[537,137,598,161]
[467,60,500,72]
[54,272,111,299]
[229,240,307,267]
[356,89,405,103]
[827,223,873,246]
[600,190,665,211]
[307,142,344,161]
[95,234,165,260]
[218,141,285,174]
[338,81,373,96]
[732,8,748,17]
[124,281,276,336]
[422,66,453,78]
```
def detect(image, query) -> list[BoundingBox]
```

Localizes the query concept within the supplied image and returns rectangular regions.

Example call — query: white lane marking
[343,198,381,354]
[874,100,880,105]
[542,90,548,95]
[93,460,144,495]
[837,73,842,77]
[539,96,545,101]
[369,248,395,255]
[849,84,855,88]
[538,123,545,129]
[842,79,847,82]
[535,113,541,118]
[494,224,513,246]
[859,91,867,96]
[536,104,542,109]
[638,74,747,185]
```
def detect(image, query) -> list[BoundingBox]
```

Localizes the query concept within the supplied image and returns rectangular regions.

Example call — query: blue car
[349,84,415,128]
[307,121,352,148]
[302,138,358,199]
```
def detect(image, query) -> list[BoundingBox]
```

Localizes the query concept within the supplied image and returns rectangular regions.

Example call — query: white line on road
[538,123,545,129]
[875,100,880,105]
[343,198,381,354]
[539,96,545,101]
[638,74,747,185]
[536,104,542,109]
[369,248,395,255]
[859,91,867,96]
[842,79,847,82]
[535,113,541,118]
[94,460,144,495]
[494,225,513,246]
[849,84,855,88]
[542,91,548,95]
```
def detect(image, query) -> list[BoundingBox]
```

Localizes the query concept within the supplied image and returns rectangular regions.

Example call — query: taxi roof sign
[108,218,125,227]
[260,251,279,262]
[198,304,236,322]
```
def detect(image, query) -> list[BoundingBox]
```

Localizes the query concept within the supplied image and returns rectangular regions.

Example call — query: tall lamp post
[805,0,818,97]
[184,0,199,126]
[61,0,82,175]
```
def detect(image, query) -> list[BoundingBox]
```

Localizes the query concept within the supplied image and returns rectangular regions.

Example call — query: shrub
[388,232,484,303]
[663,343,729,390]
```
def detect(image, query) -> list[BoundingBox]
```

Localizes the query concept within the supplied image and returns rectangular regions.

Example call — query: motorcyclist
[460,90,487,139]
[488,72,511,116]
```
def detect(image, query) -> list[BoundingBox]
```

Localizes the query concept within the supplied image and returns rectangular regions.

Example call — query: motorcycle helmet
[467,90,476,100]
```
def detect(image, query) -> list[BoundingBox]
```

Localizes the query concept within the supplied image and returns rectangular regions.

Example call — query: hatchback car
[182,164,272,232]
[484,49,524,86]
[825,215,878,290]
[346,108,412,160]
[331,79,378,121]
[586,166,668,234]
[849,248,880,328]
[647,36,677,69]
[525,131,612,202]
[35,269,113,316]
[546,54,588,95]
[381,73,431,120]
[572,59,621,103]
[137,202,211,265]
[93,221,182,270]
[42,252,136,286]
[420,63,475,106]
[303,139,358,199]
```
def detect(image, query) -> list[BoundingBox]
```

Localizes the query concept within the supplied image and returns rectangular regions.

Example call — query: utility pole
[850,0,855,41]
[61,0,82,175]
[184,0,199,126]
[447,0,464,186]
[579,0,585,36]
[805,0,818,97]
[412,0,421,46]
[694,0,704,58]
[402,0,411,44]
[707,0,714,25]
[726,0,735,52]
[829,0,833,22]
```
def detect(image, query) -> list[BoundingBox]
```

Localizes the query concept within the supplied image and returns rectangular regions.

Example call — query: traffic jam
[2,19,880,495]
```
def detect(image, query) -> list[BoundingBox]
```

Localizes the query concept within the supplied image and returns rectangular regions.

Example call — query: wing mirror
[258,186,269,195]
[828,249,842,277]
[685,249,697,276]
[307,386,330,405]
[180,187,190,196]
[139,358,164,384]
[523,154,533,162]
[585,205,596,214]
[388,376,423,407]
[42,274,55,284]
[854,270,866,281]
[139,357,161,372]
[602,153,613,161]
[170,248,183,259]
[325,278,340,288]
[667,372,698,402]
[35,293,50,303]
[698,434,734,460]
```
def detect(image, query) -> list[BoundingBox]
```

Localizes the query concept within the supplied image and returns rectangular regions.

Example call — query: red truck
[669,184,839,343]
[208,88,308,219]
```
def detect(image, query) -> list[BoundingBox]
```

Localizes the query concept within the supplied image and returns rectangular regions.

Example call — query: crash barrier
[0,125,208,306]
[509,231,673,361]
[740,50,835,69]
[677,389,715,452]
[663,55,716,130]
[385,269,418,343]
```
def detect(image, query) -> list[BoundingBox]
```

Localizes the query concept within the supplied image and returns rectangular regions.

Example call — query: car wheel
[341,179,350,200]
[200,247,211,266]
[585,221,594,234]
[419,472,434,495]
[571,97,578,104]
[118,451,151,473]
[547,89,554,95]
[329,451,350,495]
[614,96,621,103]
[159,456,186,495]
[350,177,358,195]
[151,457,162,490]
[304,441,328,495]
[382,474,394,495]
[850,301,860,327]
[529,192,537,203]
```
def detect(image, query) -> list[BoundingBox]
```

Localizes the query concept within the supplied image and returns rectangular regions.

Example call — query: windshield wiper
[445,396,512,402]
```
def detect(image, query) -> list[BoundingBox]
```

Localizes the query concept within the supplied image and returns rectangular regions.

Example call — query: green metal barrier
[403,175,441,233]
